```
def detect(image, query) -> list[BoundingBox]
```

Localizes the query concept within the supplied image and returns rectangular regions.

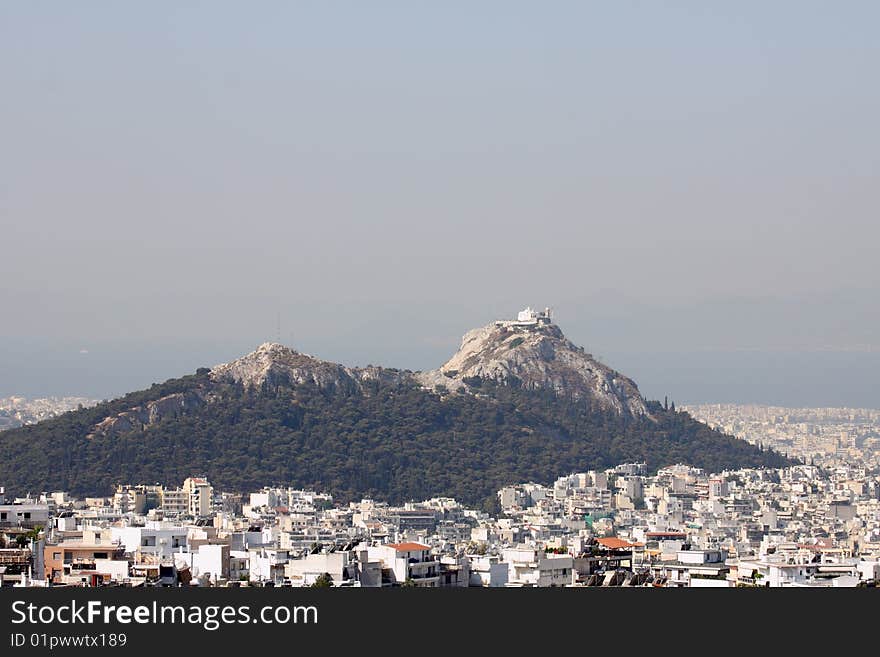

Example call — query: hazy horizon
[2,3,878,408]
[3,321,878,410]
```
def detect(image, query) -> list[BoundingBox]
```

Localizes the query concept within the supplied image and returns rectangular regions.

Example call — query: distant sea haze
[609,349,880,410]
[0,338,878,409]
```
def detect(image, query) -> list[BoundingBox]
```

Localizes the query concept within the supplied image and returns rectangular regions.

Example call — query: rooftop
[596,537,643,550]
[386,542,430,552]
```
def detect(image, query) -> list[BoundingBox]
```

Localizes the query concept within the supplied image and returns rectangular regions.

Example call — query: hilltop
[417,307,647,416]
[0,308,793,506]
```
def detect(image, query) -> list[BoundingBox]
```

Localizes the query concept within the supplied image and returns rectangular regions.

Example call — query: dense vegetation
[0,372,793,508]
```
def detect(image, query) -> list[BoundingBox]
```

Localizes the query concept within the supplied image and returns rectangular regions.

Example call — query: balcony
[408,570,438,579]
[0,550,31,566]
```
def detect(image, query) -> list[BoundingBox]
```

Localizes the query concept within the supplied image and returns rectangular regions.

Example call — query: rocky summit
[417,308,648,417]
[211,307,648,417]
[0,306,793,502]
[210,342,409,391]
[80,307,654,442]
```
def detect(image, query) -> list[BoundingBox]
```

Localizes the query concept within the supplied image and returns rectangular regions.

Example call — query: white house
[110,524,188,561]
[249,548,289,583]
[468,554,509,587]
[366,542,440,587]
[284,551,362,587]
[174,543,230,584]
[0,503,50,527]
[502,547,573,587]
[660,549,730,588]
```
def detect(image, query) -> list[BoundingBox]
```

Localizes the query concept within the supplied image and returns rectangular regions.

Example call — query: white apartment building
[184,477,213,517]
[159,478,212,517]
[468,554,509,587]
[502,547,573,587]
[249,548,289,583]
[174,543,230,584]
[660,549,730,588]
[160,488,188,515]
[734,555,861,587]
[112,485,146,514]
[367,542,440,587]
[284,550,368,587]
[0,503,50,527]
[110,524,188,561]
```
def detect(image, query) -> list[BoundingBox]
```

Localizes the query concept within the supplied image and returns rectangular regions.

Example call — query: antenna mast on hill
[276,311,281,344]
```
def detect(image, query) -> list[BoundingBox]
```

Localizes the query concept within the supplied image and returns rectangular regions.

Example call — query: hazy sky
[1,2,878,406]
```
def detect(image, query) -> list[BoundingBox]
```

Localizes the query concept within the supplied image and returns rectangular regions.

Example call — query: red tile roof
[387,542,430,552]
[596,537,640,550]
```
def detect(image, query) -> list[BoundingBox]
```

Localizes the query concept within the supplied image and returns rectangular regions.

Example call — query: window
[23,512,31,519]
[53,552,61,560]
[93,552,108,560]
[0,512,5,520]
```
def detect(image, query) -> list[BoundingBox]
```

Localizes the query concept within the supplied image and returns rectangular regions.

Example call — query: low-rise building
[367,542,440,587]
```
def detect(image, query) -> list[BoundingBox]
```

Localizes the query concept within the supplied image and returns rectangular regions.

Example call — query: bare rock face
[212,320,650,417]
[209,343,411,391]
[350,365,412,387]
[88,390,204,439]
[417,320,649,417]
[210,342,353,389]
[87,311,649,439]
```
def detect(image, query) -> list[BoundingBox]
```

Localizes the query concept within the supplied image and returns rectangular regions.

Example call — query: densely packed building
[0,396,99,431]
[684,404,880,469]
[3,453,879,588]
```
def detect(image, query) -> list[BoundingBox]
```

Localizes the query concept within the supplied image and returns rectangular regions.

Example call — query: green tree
[0,368,793,503]
[311,573,333,588]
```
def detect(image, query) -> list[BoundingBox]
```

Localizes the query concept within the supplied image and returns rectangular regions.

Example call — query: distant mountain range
[0,309,793,506]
